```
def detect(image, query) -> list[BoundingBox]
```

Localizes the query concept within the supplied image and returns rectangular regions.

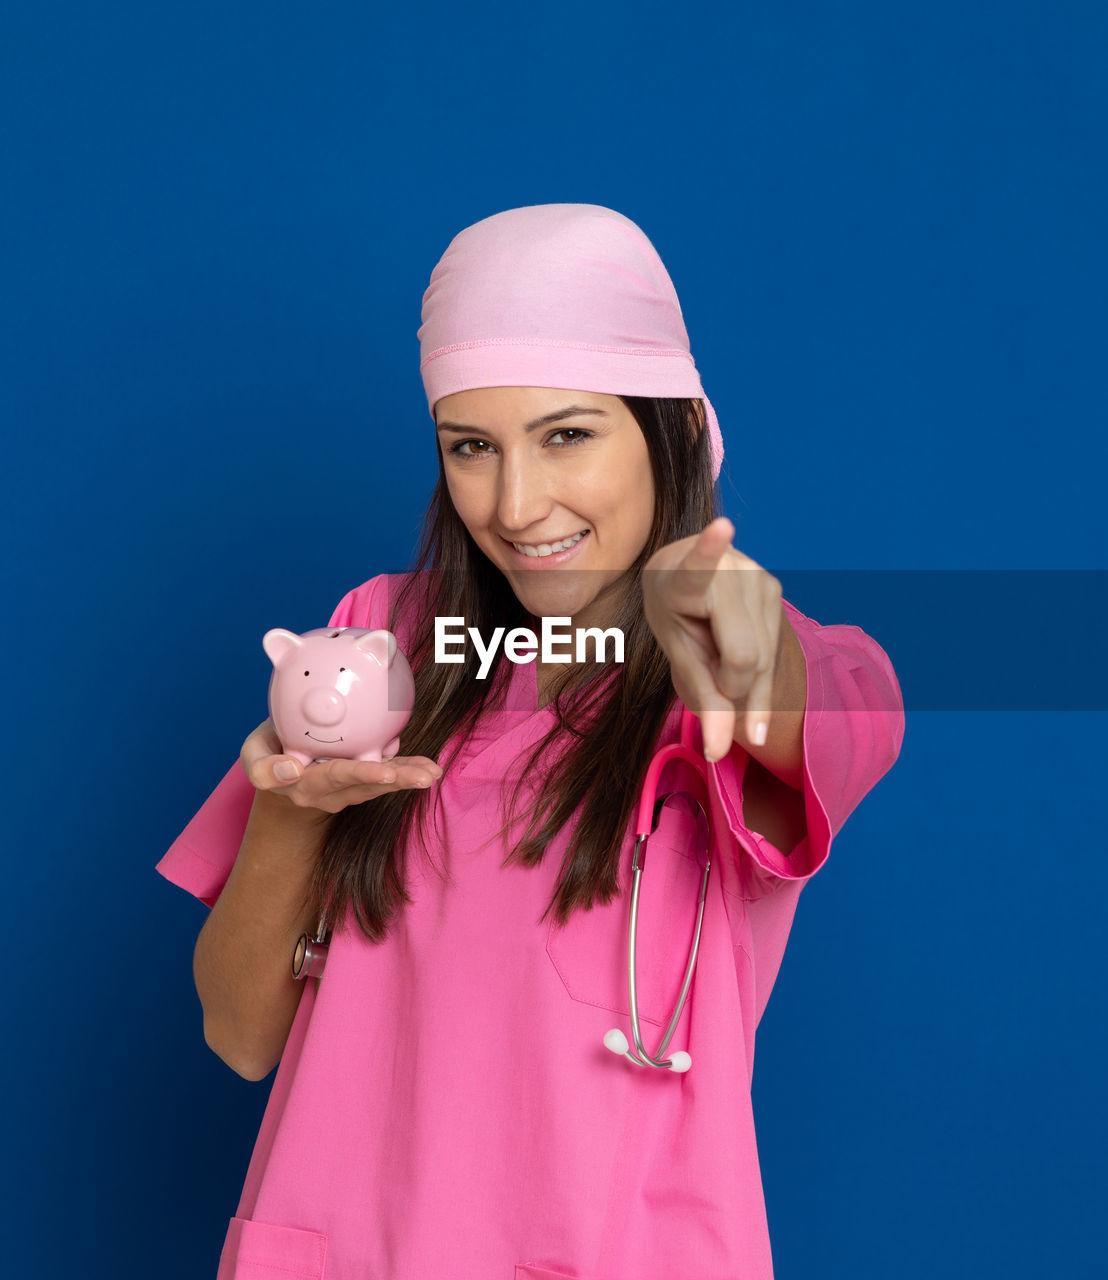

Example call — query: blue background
[3,1,1104,1275]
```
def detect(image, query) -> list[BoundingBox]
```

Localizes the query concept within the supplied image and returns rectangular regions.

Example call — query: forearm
[193,788,329,1081]
[732,604,807,790]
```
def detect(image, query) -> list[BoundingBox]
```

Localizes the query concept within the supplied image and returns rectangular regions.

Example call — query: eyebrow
[434,405,609,435]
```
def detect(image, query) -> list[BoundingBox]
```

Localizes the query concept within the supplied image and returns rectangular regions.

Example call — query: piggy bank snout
[265,626,415,765]
[302,687,345,726]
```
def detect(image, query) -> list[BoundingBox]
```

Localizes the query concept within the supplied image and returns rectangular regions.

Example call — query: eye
[447,438,493,459]
[303,670,310,676]
[550,428,592,446]
[339,667,346,672]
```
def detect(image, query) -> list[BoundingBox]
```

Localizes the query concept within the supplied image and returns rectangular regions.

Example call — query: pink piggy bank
[262,626,416,766]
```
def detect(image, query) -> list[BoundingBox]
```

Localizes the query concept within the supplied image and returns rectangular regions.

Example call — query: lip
[500,530,590,570]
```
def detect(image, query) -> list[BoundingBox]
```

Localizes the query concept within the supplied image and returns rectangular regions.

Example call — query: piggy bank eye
[339,667,346,672]
[303,670,310,676]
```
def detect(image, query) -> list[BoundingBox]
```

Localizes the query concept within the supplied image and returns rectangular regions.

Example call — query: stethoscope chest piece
[292,910,331,981]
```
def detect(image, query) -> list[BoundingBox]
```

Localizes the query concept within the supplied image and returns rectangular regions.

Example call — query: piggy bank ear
[354,629,397,668]
[262,628,304,667]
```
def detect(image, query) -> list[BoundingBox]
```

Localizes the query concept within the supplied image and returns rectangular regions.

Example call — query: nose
[302,687,345,726]
[497,449,552,533]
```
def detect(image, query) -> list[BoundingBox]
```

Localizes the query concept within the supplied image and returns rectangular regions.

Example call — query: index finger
[666,518,736,604]
[679,517,735,571]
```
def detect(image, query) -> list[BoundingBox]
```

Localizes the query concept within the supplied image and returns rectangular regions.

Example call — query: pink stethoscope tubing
[603,707,712,1074]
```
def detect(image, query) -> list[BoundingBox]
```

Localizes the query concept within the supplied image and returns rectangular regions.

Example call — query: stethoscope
[602,706,712,1074]
[294,706,714,1076]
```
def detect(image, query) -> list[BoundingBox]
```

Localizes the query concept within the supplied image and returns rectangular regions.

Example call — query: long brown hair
[308,396,718,943]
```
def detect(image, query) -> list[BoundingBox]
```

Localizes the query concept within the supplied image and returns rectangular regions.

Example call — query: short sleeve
[705,597,905,903]
[154,574,391,907]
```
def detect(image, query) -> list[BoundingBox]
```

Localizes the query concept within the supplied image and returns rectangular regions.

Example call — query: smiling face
[435,386,656,629]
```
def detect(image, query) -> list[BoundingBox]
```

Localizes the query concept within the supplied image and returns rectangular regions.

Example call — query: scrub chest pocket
[217,1217,328,1280]
[545,797,709,1028]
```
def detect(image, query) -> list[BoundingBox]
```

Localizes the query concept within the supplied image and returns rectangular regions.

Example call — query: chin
[517,589,595,620]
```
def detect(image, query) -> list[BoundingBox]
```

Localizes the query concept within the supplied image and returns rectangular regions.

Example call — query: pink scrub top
[157,572,904,1280]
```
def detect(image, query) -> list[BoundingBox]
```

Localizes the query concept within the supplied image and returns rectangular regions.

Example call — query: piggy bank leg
[354,747,385,763]
[284,747,316,768]
[382,736,400,760]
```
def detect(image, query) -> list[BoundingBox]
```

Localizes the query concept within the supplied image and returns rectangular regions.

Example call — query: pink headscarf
[417,203,724,482]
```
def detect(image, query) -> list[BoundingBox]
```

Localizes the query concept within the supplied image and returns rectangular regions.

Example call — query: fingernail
[753,721,767,746]
[274,760,300,781]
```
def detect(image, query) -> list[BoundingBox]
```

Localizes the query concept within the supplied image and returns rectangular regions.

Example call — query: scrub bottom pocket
[217,1216,328,1280]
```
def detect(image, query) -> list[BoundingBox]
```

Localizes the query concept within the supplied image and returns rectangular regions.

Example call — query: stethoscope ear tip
[604,1028,630,1056]
[667,1051,692,1073]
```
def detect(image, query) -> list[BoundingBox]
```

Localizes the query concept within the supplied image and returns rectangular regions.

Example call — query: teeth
[512,530,586,557]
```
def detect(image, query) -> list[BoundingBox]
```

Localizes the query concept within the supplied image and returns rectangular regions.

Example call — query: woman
[159,204,904,1280]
